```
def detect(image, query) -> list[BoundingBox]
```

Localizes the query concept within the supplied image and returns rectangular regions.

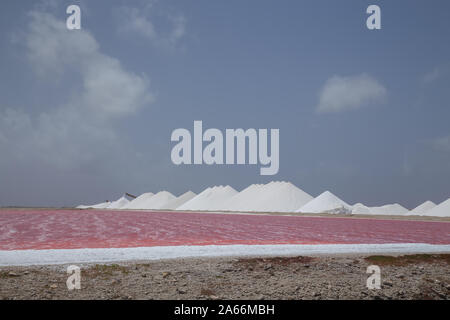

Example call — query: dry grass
[364,254,450,266]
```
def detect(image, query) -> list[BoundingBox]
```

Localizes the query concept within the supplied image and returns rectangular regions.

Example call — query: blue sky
[0,0,449,208]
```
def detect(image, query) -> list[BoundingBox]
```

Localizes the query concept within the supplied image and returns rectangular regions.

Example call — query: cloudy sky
[0,0,449,208]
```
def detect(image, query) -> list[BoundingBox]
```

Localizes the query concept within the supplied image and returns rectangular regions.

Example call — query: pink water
[0,210,448,250]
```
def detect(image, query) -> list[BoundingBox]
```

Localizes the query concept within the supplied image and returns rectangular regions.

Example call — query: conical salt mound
[369,203,409,215]
[225,181,313,213]
[176,187,214,211]
[136,191,176,209]
[217,184,265,211]
[351,203,371,215]
[122,192,154,209]
[77,201,112,209]
[423,198,450,217]
[257,181,313,212]
[90,201,111,209]
[297,191,352,214]
[177,186,238,211]
[408,201,436,216]
[106,196,130,209]
[164,191,197,210]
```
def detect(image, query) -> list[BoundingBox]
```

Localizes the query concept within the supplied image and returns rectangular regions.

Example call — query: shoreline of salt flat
[2,206,450,222]
[1,243,450,267]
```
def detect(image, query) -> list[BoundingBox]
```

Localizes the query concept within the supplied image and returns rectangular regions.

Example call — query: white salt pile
[75,183,448,217]
[163,191,197,210]
[136,191,176,210]
[217,184,265,211]
[106,196,130,209]
[369,204,409,215]
[423,198,450,217]
[122,192,154,210]
[177,186,238,211]
[90,202,111,209]
[77,201,111,209]
[408,201,437,216]
[351,203,372,215]
[225,181,313,213]
[297,191,352,214]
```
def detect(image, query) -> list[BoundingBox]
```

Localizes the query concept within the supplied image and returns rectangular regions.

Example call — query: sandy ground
[1,254,449,300]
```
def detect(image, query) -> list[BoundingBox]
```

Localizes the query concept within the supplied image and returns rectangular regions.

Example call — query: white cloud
[25,11,152,117]
[431,136,450,152]
[316,74,387,113]
[115,5,186,48]
[0,10,153,169]
[422,68,441,84]
[168,14,186,45]
[117,7,158,40]
[25,11,98,76]
[422,64,450,85]
[81,55,152,117]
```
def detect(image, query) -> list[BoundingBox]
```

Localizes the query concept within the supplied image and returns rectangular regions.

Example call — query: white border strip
[1,243,449,266]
